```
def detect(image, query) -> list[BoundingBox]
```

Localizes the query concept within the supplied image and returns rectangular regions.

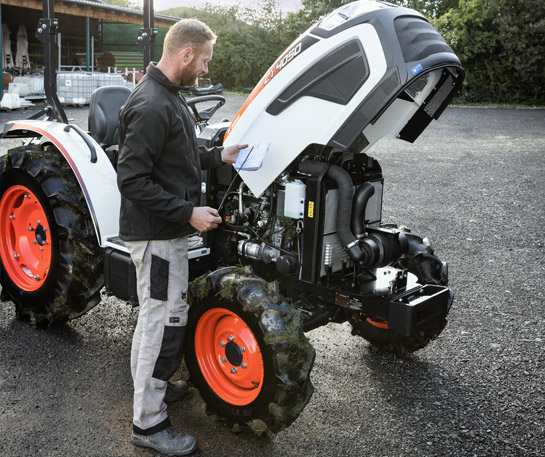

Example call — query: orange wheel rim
[366,318,389,330]
[0,185,52,291]
[195,307,264,406]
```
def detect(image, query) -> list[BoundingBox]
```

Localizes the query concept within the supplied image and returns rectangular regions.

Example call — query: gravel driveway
[0,97,544,457]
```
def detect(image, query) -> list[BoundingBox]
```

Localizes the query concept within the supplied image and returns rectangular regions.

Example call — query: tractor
[0,0,464,433]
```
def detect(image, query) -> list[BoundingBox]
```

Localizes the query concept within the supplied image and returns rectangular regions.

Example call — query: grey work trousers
[126,237,189,435]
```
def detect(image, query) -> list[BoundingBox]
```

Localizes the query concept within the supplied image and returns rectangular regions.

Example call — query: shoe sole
[131,434,197,456]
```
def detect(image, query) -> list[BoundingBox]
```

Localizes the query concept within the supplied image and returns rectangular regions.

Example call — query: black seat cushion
[88,85,131,147]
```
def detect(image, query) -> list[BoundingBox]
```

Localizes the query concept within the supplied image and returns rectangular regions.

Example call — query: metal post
[36,0,67,123]
[58,32,61,70]
[86,17,90,71]
[137,0,157,74]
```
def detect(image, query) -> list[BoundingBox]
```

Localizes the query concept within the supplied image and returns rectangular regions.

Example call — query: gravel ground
[0,96,544,457]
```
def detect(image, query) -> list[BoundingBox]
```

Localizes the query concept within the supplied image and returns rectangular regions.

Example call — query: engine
[215,148,410,297]
[195,0,460,335]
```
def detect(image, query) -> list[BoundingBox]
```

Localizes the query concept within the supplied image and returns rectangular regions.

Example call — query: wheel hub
[0,185,52,291]
[224,341,243,367]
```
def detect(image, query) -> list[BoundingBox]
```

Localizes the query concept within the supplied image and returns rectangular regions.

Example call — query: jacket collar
[146,62,186,93]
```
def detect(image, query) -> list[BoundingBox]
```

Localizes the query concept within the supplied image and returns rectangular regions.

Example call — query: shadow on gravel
[361,350,537,456]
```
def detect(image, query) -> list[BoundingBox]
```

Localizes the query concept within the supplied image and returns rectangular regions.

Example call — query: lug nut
[227,335,234,342]
[14,253,20,259]
[9,215,15,220]
[220,357,226,363]
[36,220,40,224]
[240,346,245,353]
[40,247,43,251]
[34,275,40,280]
[230,368,237,374]
[241,363,247,369]
[219,340,226,347]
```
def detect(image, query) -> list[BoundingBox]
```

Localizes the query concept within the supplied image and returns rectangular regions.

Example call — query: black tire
[185,267,315,434]
[0,144,104,325]
[349,315,447,356]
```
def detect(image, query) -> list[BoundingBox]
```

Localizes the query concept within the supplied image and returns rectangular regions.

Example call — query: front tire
[0,144,104,324]
[185,267,315,433]
[350,316,447,356]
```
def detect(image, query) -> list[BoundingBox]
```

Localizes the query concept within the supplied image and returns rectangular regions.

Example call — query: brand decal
[264,42,302,86]
[224,35,319,141]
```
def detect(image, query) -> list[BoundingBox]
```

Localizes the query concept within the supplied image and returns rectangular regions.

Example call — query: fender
[1,120,120,247]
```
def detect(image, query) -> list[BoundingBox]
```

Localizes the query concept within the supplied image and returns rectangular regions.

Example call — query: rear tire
[0,144,103,325]
[185,267,315,433]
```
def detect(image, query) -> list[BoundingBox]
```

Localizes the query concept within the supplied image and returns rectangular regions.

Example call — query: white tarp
[15,25,30,70]
[2,23,14,69]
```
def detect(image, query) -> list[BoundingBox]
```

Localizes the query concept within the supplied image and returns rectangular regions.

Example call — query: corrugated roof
[62,0,181,23]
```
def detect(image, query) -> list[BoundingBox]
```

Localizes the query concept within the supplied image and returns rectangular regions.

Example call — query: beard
[179,62,200,87]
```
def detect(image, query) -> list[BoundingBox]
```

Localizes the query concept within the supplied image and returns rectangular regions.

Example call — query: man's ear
[180,46,194,64]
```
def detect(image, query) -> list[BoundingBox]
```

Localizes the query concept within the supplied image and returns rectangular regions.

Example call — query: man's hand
[189,206,223,232]
[221,144,248,164]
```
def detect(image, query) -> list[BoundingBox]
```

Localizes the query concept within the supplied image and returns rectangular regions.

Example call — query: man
[117,19,247,456]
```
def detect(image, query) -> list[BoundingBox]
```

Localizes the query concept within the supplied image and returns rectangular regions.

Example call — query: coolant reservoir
[283,180,305,219]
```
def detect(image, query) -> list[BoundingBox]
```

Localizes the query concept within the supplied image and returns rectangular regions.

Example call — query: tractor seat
[88,85,131,169]
[89,85,131,147]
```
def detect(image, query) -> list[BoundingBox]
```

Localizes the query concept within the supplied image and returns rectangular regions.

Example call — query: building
[0,0,178,79]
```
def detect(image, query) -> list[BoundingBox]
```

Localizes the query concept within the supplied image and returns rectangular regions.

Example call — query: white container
[1,93,21,109]
[8,82,29,96]
[284,180,306,219]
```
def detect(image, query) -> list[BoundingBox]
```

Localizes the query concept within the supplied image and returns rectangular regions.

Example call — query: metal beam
[0,0,177,28]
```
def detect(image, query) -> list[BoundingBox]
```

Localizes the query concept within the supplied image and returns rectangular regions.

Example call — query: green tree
[101,0,140,9]
[434,0,545,103]
[390,1,458,18]
[162,1,294,88]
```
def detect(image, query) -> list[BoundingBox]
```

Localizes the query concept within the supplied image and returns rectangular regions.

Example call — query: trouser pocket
[150,254,169,301]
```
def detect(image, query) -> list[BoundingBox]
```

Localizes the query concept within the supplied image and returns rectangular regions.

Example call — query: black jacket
[117,64,223,241]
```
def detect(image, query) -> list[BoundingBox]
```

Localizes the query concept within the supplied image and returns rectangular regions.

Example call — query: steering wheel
[187,95,226,125]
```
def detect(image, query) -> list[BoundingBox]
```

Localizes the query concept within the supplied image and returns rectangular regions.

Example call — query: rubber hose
[351,182,375,238]
[326,165,364,262]
[298,160,328,176]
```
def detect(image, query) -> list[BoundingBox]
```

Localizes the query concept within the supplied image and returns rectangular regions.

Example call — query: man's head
[159,19,217,86]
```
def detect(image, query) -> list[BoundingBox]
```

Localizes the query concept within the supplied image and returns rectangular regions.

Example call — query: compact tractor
[0,0,464,432]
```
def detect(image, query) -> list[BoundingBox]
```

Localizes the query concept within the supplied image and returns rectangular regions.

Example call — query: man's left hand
[221,144,248,164]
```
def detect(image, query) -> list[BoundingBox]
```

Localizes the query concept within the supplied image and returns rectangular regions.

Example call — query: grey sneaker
[131,426,197,456]
[164,380,188,403]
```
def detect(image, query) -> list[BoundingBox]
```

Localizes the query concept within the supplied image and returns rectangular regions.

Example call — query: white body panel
[224,24,387,197]
[362,70,442,149]
[6,120,120,246]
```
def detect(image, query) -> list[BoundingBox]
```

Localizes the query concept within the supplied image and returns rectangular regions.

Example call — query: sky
[152,0,303,14]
